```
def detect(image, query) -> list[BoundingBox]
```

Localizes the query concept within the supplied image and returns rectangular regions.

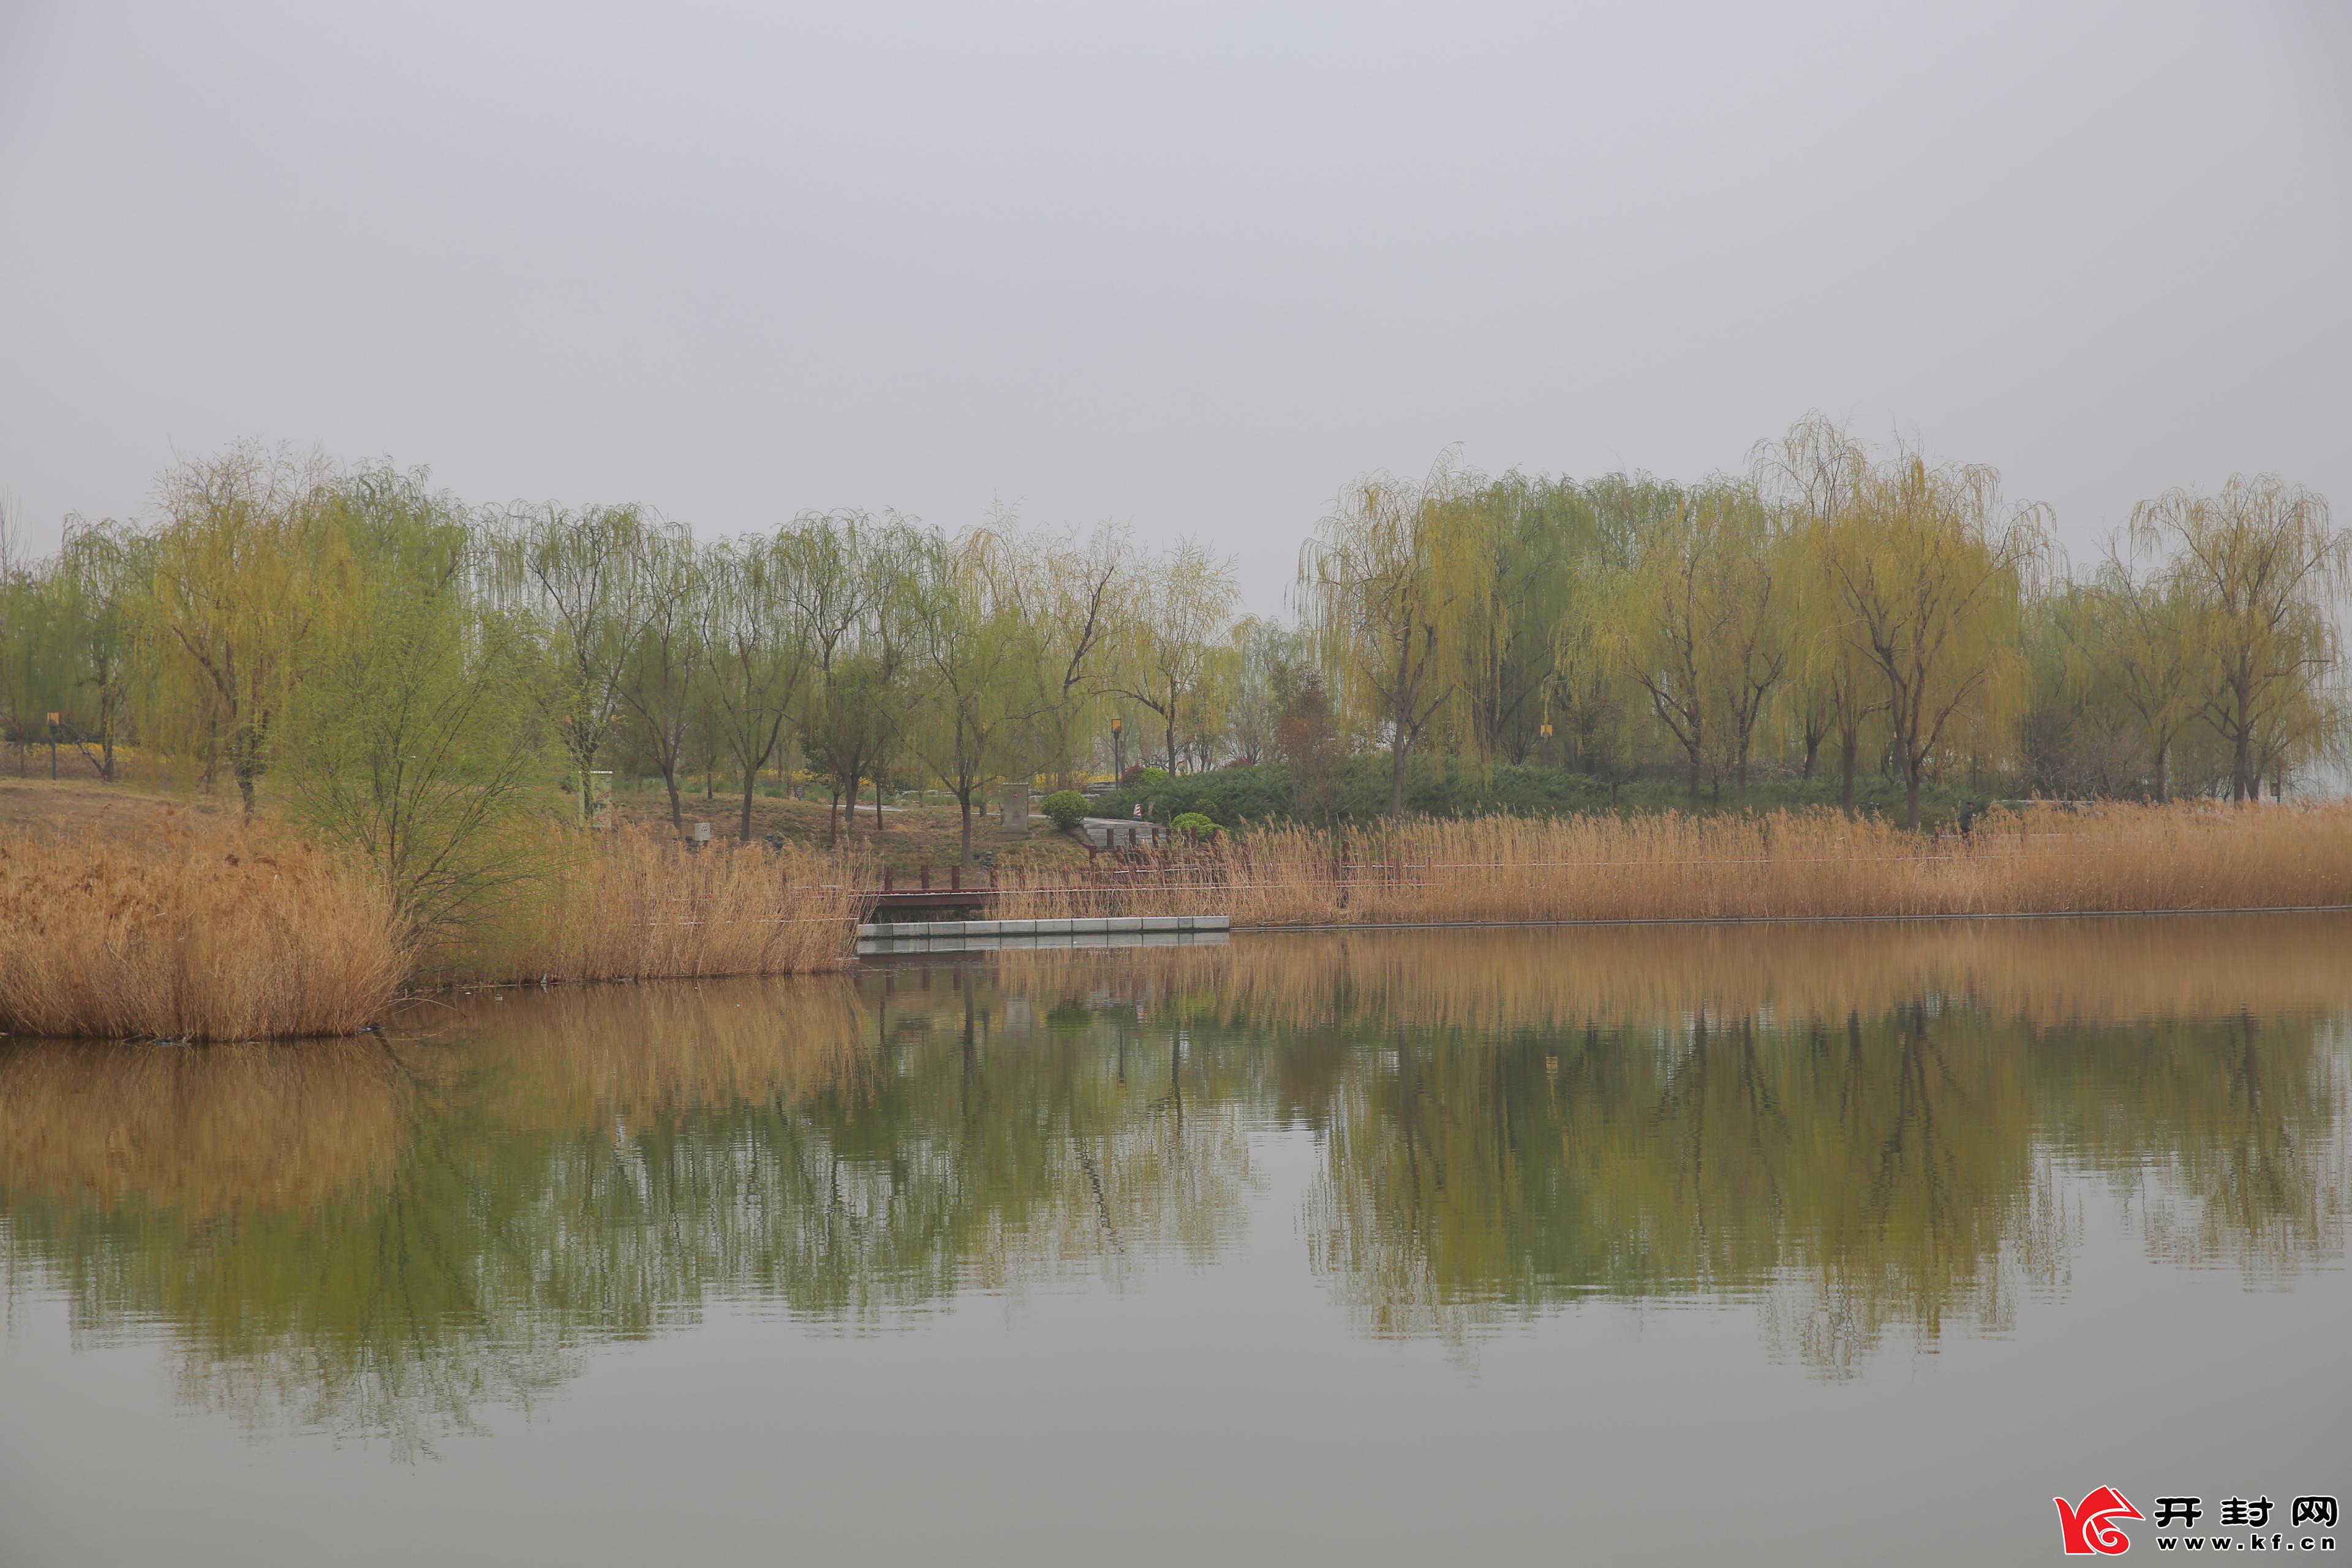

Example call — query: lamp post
[1110,714,1123,781]
[1539,719,1553,769]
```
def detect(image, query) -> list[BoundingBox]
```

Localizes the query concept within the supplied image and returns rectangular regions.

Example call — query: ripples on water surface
[3,917,2348,1564]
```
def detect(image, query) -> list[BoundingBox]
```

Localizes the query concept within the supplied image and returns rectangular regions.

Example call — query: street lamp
[1110,714,1123,780]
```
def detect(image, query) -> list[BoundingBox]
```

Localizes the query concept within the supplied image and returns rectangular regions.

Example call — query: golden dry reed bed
[0,824,407,1042]
[443,827,864,987]
[997,802,2352,927]
[8,802,2350,1042]
[0,823,863,1042]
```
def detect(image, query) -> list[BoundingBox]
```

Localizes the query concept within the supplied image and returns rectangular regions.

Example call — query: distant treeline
[0,416,2343,900]
[1284,422,2345,825]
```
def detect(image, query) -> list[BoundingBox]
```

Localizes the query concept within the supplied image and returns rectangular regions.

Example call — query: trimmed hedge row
[1086,758,1980,829]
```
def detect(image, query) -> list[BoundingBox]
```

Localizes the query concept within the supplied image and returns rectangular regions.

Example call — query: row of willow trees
[1295,418,2348,824]
[1,417,2345,848]
[0,448,1237,864]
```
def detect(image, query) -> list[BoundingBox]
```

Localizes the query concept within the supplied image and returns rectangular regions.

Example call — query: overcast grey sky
[3,0,2346,609]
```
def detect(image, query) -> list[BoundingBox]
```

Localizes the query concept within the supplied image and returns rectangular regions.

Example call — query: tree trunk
[1904,759,1923,830]
[1839,731,1858,816]
[1389,738,1408,820]
[661,766,685,834]
[1686,747,1702,811]
[958,791,974,869]
[1801,731,1820,782]
[739,768,758,843]
[232,730,261,818]
[2153,738,2169,804]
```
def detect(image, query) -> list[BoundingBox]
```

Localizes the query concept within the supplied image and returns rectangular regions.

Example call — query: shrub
[1170,811,1219,842]
[1042,790,1090,831]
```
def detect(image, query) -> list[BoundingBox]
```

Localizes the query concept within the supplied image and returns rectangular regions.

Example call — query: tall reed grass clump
[0,821,862,1041]
[442,827,863,986]
[0,824,408,1041]
[996,802,2352,927]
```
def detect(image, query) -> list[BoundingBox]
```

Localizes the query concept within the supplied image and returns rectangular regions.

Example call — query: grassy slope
[0,776,235,839]
[603,787,1099,876]
[0,776,1096,880]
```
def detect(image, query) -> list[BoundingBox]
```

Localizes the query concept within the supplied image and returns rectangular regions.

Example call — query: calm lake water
[3,918,2348,1565]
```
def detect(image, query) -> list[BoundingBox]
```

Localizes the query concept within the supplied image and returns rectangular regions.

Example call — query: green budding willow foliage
[0,418,2343,855]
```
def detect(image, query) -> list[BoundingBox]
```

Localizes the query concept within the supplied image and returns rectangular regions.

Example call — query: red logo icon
[2055,1487,2143,1555]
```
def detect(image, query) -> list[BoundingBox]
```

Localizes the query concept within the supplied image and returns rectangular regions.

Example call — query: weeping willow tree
[1807,435,2046,827]
[1107,538,1238,775]
[1454,473,1596,763]
[1755,419,1880,811]
[1592,478,1791,807]
[2076,549,2203,802]
[0,513,144,779]
[698,529,816,843]
[1789,581,1888,813]
[1000,524,1125,788]
[781,510,886,838]
[1297,454,1493,820]
[136,448,353,815]
[2132,477,2348,802]
[615,521,708,835]
[277,467,549,941]
[45,519,144,781]
[907,528,1044,867]
[495,501,665,825]
[1539,475,1675,794]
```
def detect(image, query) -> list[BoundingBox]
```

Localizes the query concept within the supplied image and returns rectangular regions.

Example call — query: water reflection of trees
[0,972,1263,1449]
[1046,921,2347,1365]
[0,920,2344,1441]
[1302,1009,2072,1365]
[1288,1001,2342,1367]
[2034,1014,2350,1275]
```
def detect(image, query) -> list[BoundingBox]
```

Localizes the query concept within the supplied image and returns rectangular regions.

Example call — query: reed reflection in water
[1,915,2344,1447]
